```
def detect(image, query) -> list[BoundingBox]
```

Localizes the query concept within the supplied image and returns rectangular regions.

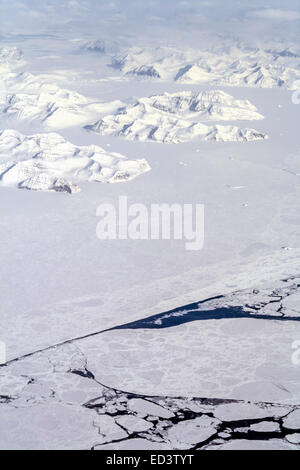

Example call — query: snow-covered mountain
[87,91,267,144]
[0,46,24,64]
[111,45,300,89]
[0,87,122,130]
[81,39,106,54]
[0,129,150,193]
[144,91,263,120]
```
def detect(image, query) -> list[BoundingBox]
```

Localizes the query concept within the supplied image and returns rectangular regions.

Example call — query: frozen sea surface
[0,0,300,450]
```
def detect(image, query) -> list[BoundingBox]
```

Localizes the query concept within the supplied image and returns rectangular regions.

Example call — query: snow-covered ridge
[145,90,263,120]
[87,91,267,144]
[112,45,300,89]
[0,86,122,130]
[0,129,150,193]
[0,47,122,130]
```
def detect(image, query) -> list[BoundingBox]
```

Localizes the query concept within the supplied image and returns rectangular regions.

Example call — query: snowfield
[0,0,300,451]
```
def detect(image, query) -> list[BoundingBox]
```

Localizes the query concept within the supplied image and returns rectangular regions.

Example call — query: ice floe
[0,340,299,450]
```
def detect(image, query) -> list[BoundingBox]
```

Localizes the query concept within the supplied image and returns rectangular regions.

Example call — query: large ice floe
[0,129,150,193]
[111,45,300,89]
[87,91,267,143]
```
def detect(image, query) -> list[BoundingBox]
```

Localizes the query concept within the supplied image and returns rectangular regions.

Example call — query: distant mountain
[81,39,106,54]
[111,45,300,89]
